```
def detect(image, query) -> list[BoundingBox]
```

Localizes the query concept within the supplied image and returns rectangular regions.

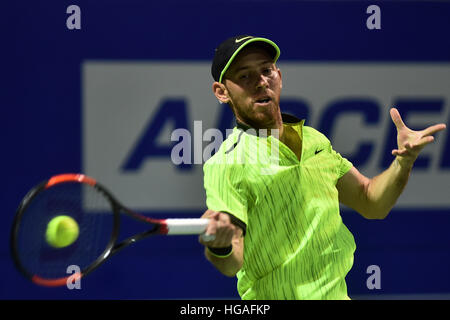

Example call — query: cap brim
[218,37,281,83]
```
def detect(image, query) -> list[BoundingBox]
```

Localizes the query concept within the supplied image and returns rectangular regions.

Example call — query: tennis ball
[45,215,79,248]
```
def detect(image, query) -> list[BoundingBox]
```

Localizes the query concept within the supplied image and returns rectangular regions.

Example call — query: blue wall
[2,1,450,299]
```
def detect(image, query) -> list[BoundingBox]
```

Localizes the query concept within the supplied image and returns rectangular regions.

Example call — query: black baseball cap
[211,35,281,83]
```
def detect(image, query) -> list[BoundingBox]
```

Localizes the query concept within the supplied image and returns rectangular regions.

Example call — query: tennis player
[198,35,447,299]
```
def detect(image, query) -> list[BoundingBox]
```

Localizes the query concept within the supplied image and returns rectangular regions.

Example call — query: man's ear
[212,82,230,104]
[277,67,282,89]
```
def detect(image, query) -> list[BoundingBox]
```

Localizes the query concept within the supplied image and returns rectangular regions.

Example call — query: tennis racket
[10,173,213,287]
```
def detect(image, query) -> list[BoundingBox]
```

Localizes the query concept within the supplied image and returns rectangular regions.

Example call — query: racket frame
[10,173,209,287]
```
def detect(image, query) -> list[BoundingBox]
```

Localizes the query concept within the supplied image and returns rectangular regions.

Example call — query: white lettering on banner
[366,5,381,30]
[170,123,281,175]
[66,265,81,289]
[83,62,450,211]
[366,265,381,290]
[66,5,81,30]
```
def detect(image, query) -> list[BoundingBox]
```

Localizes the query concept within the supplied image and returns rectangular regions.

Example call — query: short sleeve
[306,126,353,180]
[203,162,248,230]
[330,148,353,179]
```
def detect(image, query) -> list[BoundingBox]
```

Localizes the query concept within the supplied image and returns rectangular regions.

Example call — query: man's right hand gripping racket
[10,173,214,287]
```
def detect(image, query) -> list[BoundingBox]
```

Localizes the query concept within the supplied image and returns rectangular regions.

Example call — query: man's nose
[256,74,269,90]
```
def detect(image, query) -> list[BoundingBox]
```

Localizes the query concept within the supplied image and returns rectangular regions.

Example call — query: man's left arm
[337,108,446,220]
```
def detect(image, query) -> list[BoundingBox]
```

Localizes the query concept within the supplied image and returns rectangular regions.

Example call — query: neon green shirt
[203,114,356,300]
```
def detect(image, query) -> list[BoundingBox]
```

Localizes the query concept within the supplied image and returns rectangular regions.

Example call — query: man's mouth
[255,97,272,104]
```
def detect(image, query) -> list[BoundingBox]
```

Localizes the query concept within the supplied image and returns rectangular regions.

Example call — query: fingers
[391,136,435,156]
[200,233,216,242]
[391,108,447,137]
[390,108,406,130]
[200,209,220,219]
[200,211,219,242]
[418,135,435,146]
[421,123,447,137]
[198,211,236,248]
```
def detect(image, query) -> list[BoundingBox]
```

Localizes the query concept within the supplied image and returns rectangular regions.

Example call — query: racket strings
[14,182,115,280]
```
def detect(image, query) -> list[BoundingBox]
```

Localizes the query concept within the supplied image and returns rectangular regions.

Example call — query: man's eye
[239,74,249,79]
[262,68,272,75]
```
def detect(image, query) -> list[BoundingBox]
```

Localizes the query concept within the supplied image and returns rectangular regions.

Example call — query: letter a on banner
[66,5,81,30]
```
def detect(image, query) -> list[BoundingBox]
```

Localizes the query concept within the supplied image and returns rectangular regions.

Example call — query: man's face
[218,46,282,129]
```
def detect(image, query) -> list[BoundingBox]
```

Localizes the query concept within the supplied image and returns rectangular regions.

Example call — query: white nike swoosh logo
[235,36,252,43]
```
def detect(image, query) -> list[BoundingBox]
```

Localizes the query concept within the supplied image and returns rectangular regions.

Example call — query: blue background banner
[2,1,450,299]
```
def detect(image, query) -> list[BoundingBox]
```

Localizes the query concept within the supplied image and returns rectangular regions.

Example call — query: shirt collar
[236,113,304,136]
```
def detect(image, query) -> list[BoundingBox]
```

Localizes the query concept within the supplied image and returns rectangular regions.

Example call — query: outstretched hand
[390,108,446,168]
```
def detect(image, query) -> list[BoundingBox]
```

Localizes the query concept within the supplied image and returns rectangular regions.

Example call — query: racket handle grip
[164,218,210,235]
